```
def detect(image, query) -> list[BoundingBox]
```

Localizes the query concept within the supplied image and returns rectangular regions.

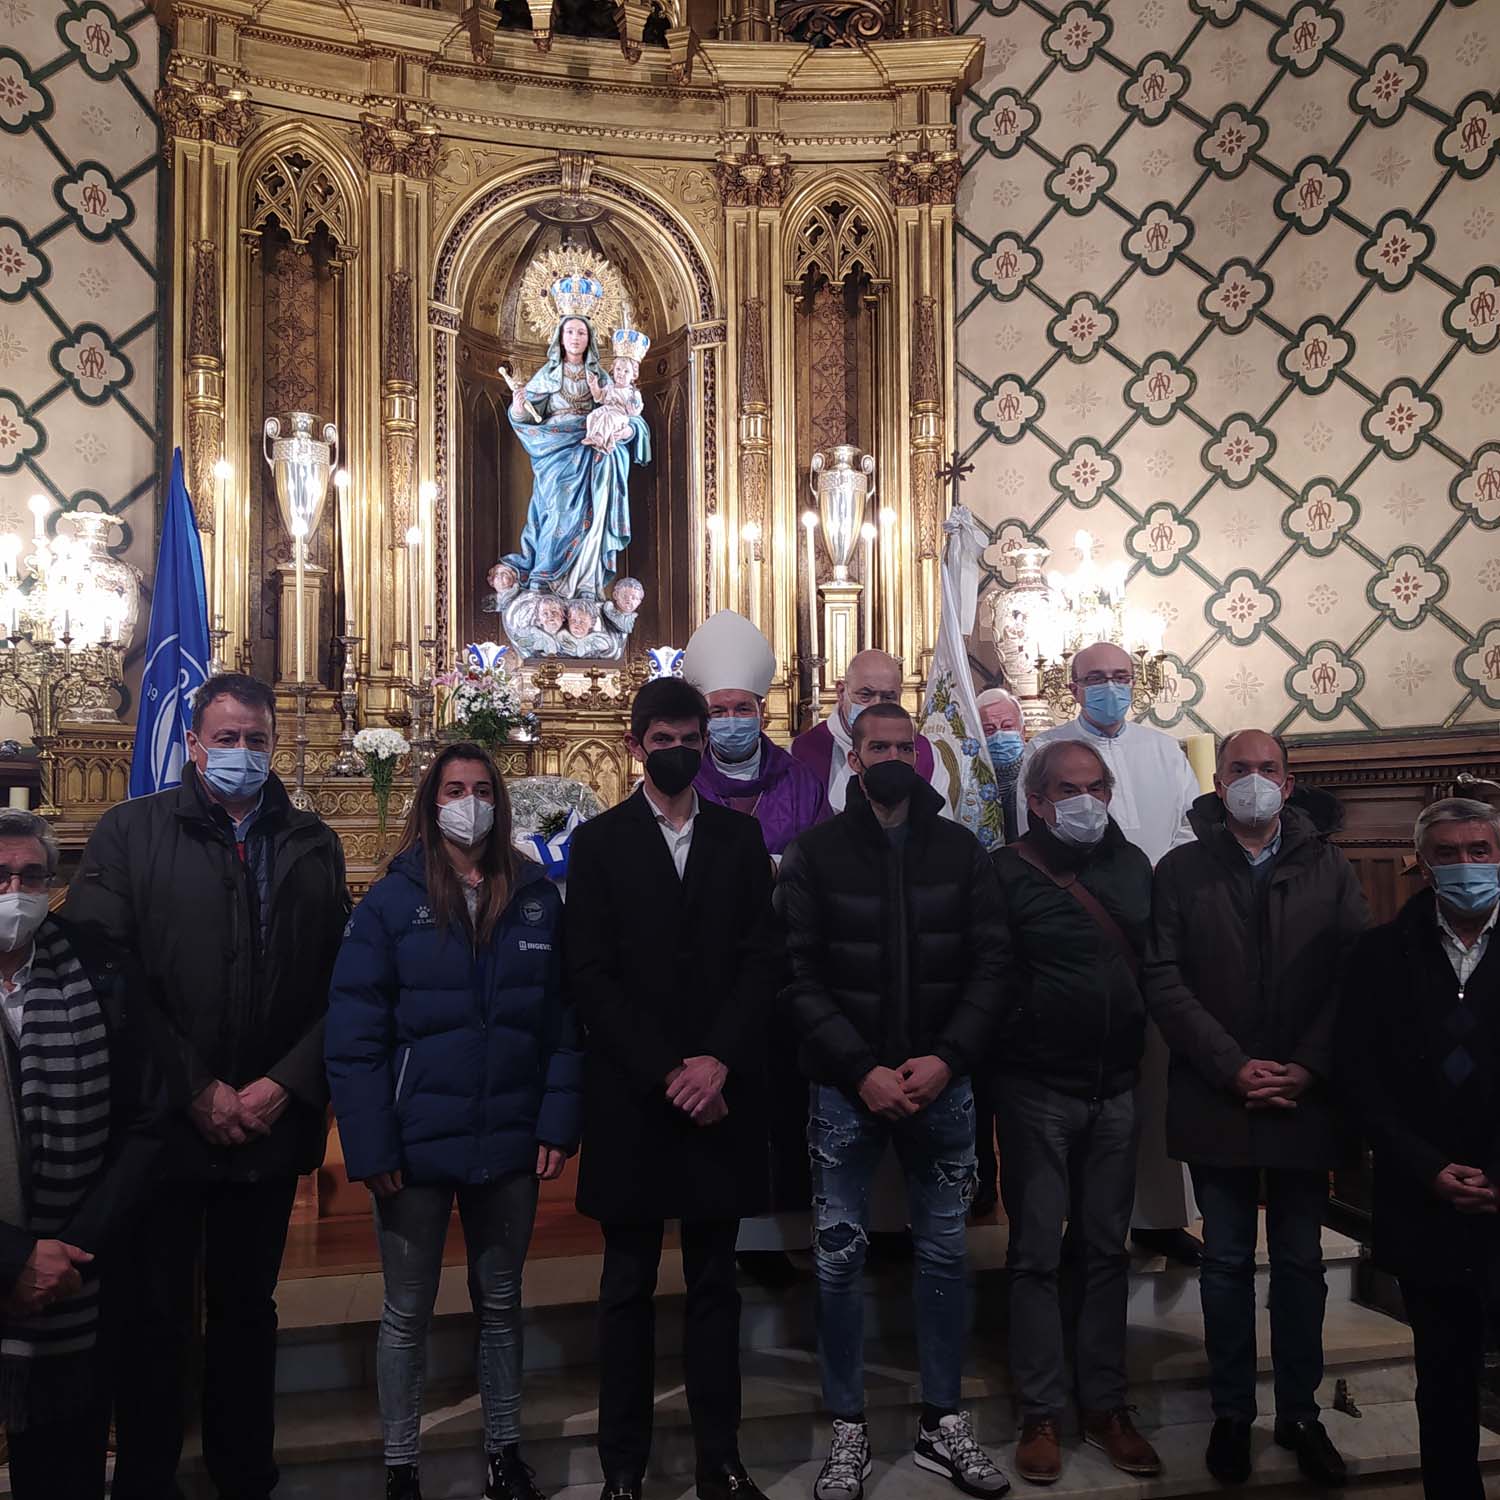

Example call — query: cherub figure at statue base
[488,562,646,662]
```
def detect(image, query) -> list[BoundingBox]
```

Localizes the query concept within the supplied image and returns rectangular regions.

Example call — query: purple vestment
[694,735,832,856]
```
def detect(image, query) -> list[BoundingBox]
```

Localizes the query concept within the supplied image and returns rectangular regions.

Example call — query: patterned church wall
[954,0,1500,741]
[0,0,161,728]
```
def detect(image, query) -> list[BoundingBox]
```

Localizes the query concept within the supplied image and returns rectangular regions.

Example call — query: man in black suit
[565,675,779,1500]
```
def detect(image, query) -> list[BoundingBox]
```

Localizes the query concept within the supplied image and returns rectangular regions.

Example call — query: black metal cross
[937,449,974,510]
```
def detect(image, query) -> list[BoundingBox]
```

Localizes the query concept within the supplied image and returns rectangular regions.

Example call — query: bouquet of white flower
[435,650,537,749]
[353,726,410,833]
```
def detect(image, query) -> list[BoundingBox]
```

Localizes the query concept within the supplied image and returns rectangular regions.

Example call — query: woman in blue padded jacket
[327,742,580,1500]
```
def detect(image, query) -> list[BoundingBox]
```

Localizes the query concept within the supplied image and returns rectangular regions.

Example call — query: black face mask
[860,757,919,808]
[646,746,702,797]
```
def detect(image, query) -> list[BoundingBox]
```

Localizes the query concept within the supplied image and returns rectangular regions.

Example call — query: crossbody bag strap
[1014,839,1141,979]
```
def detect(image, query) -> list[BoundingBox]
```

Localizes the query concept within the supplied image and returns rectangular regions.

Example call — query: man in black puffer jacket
[780,703,1009,1500]
[989,738,1159,1486]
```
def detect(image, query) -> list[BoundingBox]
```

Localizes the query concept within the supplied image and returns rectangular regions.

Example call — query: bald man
[791,650,952,816]
[1017,641,1202,1265]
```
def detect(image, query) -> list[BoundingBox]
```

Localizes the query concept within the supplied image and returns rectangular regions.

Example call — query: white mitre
[682,609,777,698]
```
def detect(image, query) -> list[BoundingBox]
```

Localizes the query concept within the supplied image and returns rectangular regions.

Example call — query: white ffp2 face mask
[0,892,49,953]
[437,795,495,848]
[1051,792,1109,847]
[1222,772,1285,827]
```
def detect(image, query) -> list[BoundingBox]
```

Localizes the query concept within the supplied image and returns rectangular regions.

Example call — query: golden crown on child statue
[612,318,651,363]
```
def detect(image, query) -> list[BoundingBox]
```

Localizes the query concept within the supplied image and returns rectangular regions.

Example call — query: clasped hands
[858,1056,952,1122]
[1434,1162,1500,1215]
[1232,1058,1312,1111]
[666,1055,729,1126]
[2,1238,92,1317]
[190,1076,289,1147]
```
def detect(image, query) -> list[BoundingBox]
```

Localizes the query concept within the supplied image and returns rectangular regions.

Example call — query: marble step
[275,1223,1362,1396]
[192,1296,1417,1498]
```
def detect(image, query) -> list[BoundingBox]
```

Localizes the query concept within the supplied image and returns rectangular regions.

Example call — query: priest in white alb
[1016,640,1203,1264]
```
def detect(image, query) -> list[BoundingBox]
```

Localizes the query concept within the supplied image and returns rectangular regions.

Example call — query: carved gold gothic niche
[452,186,699,650]
[242,143,356,687]
[787,193,890,632]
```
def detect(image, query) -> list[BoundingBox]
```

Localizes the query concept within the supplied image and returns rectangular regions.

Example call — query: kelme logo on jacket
[412,904,434,927]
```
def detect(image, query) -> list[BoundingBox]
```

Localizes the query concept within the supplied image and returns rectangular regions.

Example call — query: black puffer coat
[64,767,350,1180]
[779,779,1005,1091]
[990,818,1152,1100]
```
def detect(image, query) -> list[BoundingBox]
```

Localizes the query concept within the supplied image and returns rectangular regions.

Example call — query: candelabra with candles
[990,530,1167,727]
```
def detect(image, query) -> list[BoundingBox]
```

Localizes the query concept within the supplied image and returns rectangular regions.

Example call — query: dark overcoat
[1339,890,1500,1287]
[564,789,778,1223]
[64,766,349,1179]
[1144,795,1370,1171]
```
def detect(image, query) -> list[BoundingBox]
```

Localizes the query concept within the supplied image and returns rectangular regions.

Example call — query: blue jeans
[1190,1165,1328,1424]
[809,1079,977,1417]
[374,1173,539,1464]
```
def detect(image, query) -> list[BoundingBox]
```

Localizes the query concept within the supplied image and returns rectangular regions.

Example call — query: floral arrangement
[353,726,410,834]
[435,644,538,750]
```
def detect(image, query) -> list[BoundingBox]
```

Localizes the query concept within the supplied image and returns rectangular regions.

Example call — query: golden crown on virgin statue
[519,245,628,345]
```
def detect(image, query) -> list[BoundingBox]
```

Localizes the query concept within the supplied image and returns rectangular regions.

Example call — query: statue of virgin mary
[501,275,651,603]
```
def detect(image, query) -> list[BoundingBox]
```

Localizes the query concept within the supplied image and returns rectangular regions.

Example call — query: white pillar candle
[802,512,820,676]
[860,522,877,650]
[741,523,761,628]
[405,525,422,680]
[292,521,307,684]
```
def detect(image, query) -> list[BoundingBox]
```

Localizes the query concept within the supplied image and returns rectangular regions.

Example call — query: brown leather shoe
[1083,1407,1162,1477]
[1015,1419,1062,1485]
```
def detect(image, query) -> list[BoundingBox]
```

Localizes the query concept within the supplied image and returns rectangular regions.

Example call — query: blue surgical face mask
[708,715,761,761]
[201,746,270,801]
[986,729,1024,766]
[1082,680,1133,727]
[1430,862,1500,916]
[844,700,866,728]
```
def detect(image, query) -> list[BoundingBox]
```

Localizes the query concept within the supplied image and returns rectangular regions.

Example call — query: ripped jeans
[809,1079,977,1418]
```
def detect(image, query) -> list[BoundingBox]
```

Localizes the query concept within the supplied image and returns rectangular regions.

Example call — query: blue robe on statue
[503,317,650,600]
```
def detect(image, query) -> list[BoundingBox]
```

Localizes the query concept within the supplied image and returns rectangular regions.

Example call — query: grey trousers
[995,1076,1138,1422]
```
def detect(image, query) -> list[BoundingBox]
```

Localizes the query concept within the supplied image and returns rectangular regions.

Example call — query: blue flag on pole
[129,448,211,798]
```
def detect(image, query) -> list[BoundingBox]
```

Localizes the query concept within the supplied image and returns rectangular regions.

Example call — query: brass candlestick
[330,634,363,776]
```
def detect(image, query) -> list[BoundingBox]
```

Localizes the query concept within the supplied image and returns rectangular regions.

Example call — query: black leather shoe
[386,1464,422,1500]
[1274,1418,1347,1487]
[697,1458,769,1499]
[1131,1227,1203,1267]
[1205,1418,1253,1484]
[598,1482,641,1500]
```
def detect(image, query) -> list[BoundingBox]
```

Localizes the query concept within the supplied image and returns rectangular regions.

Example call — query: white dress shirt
[1435,898,1498,996]
[644,785,699,879]
[1015,717,1200,867]
[0,944,36,1044]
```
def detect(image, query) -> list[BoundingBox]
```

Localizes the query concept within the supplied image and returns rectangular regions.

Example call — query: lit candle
[291,519,307,684]
[860,522,876,649]
[741,522,761,629]
[418,481,437,647]
[405,524,422,681]
[333,468,353,636]
[212,458,232,631]
[705,514,723,617]
[27,494,46,543]
[801,511,820,676]
[879,508,897,653]
[7,786,27,811]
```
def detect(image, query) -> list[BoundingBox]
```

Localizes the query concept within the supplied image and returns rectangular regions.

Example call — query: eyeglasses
[0,866,51,894]
[1078,670,1133,687]
[850,687,902,704]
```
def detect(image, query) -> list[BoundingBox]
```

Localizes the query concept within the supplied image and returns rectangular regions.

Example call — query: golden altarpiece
[73,0,981,884]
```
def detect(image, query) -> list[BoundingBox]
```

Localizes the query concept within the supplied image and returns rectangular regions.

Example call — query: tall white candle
[418,481,437,644]
[802,511,820,676]
[705,514,723,618]
[292,520,307,683]
[212,458,232,631]
[860,522,876,649]
[333,468,352,636]
[741,523,761,628]
[405,525,422,681]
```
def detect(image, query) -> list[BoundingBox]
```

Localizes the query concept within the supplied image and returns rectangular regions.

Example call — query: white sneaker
[913,1412,1011,1496]
[814,1419,872,1500]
